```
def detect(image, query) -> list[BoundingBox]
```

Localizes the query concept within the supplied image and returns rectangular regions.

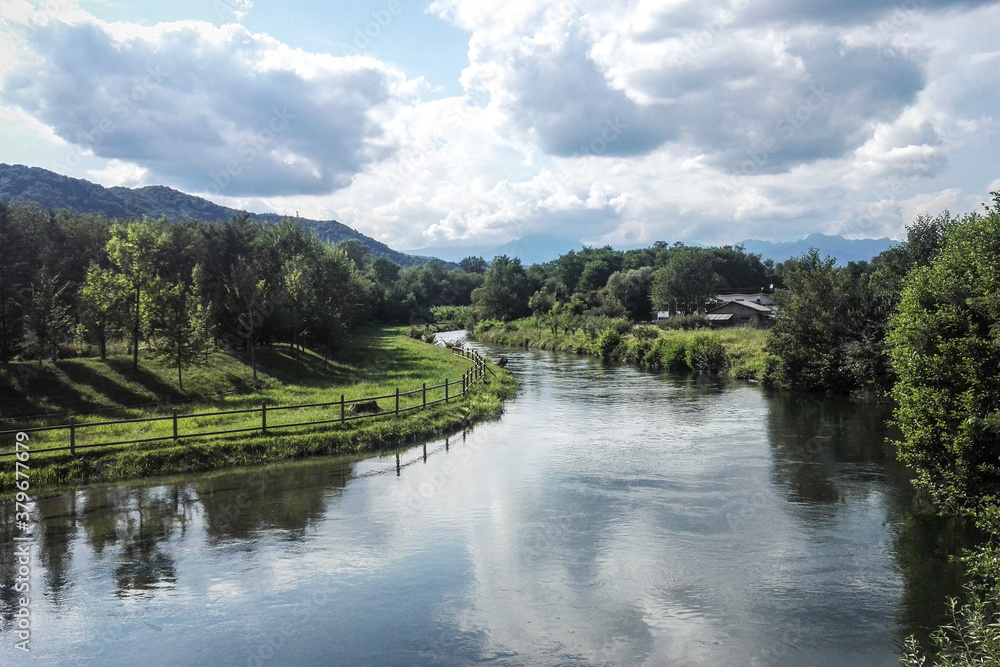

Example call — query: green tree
[155,267,212,390]
[473,255,531,321]
[335,238,372,269]
[226,255,267,381]
[311,247,368,359]
[79,264,129,360]
[766,250,850,391]
[106,219,170,370]
[605,267,655,322]
[651,248,719,316]
[528,287,555,334]
[889,197,1000,512]
[281,254,316,355]
[459,256,488,274]
[25,267,73,363]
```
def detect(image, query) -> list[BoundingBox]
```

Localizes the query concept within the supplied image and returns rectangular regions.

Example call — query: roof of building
[709,300,774,314]
[706,313,733,321]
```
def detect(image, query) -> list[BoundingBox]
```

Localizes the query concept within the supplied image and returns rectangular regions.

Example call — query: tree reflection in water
[765,391,975,644]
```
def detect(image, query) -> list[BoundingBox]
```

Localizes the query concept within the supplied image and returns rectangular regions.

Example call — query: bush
[596,329,623,359]
[473,319,503,335]
[686,333,725,373]
[621,337,652,364]
[431,305,473,326]
[646,336,688,370]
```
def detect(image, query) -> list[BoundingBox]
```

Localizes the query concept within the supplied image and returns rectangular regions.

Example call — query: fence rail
[0,347,490,458]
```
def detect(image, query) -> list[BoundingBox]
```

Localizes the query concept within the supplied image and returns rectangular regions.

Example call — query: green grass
[0,327,516,493]
[473,318,776,381]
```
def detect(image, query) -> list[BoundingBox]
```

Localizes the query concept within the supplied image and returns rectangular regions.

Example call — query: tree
[281,254,316,355]
[25,267,72,363]
[766,250,851,391]
[459,256,487,274]
[473,255,531,320]
[605,267,655,322]
[106,219,170,370]
[528,287,555,334]
[311,247,368,359]
[79,264,129,360]
[225,255,267,381]
[889,196,1000,512]
[155,267,212,390]
[335,238,372,269]
[650,248,719,316]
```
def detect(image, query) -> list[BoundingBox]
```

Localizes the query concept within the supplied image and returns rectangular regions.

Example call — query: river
[0,331,968,666]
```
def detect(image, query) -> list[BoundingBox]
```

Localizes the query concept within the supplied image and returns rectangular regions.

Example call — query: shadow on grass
[0,363,96,420]
[253,345,356,387]
[58,362,159,409]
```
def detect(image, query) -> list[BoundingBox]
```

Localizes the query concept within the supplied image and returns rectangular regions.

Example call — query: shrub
[686,333,725,373]
[596,329,623,359]
[646,336,688,370]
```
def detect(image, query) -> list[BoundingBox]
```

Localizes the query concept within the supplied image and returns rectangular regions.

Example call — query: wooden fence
[0,347,489,458]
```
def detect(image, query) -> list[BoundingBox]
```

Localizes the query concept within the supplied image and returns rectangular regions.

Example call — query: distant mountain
[734,233,901,265]
[409,233,583,266]
[0,163,437,268]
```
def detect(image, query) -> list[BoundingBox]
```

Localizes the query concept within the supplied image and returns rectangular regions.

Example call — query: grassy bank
[0,327,515,493]
[472,318,775,381]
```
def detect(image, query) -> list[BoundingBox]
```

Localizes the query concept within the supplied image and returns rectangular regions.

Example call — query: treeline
[0,202,487,388]
[465,242,775,326]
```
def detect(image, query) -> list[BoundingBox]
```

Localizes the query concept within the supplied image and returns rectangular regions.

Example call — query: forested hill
[0,163,434,268]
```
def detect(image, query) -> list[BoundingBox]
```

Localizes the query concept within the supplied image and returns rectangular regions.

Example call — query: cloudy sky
[1,0,998,251]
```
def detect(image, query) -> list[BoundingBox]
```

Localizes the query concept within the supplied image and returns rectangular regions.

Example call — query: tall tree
[78,264,129,360]
[106,220,170,370]
[473,255,532,321]
[225,255,267,381]
[889,196,1000,512]
[26,267,73,364]
[155,266,212,390]
[650,248,719,316]
[766,250,850,391]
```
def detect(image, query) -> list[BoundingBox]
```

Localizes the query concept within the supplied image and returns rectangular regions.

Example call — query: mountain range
[0,163,434,267]
[1,163,899,268]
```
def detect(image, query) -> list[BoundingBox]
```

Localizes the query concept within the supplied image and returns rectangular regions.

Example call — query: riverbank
[472,318,775,382]
[0,327,515,493]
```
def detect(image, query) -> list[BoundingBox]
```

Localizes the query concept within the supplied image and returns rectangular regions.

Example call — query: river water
[0,331,967,666]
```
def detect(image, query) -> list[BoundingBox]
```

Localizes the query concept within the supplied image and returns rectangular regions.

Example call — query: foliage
[651,247,720,315]
[685,333,726,373]
[472,255,532,321]
[889,199,1000,512]
[106,218,171,370]
[767,250,848,391]
[25,266,73,363]
[899,589,1000,667]
[596,328,623,359]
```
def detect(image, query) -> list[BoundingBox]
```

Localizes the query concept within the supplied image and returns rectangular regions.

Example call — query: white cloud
[2,15,412,197]
[2,0,1000,251]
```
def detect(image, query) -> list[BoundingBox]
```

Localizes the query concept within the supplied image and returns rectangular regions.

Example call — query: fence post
[69,416,76,456]
[340,394,345,423]
[172,407,178,441]
[395,387,400,415]
[445,379,449,403]
[422,382,426,408]
[261,401,267,435]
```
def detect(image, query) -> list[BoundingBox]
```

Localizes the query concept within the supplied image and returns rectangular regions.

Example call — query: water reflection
[0,341,977,665]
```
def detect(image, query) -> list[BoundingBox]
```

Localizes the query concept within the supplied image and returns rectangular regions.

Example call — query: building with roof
[705,299,774,328]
